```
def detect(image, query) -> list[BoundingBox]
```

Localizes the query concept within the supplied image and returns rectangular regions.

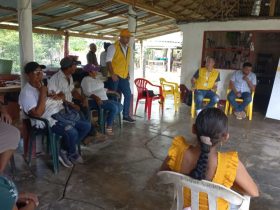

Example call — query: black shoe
[123,116,135,123]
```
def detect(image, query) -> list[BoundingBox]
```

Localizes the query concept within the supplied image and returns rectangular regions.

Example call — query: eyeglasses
[33,70,43,75]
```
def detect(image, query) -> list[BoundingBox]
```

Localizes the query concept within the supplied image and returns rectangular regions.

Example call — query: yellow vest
[195,67,219,90]
[111,41,131,79]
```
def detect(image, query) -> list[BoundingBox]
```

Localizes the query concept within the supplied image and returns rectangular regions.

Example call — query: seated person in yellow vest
[81,64,123,135]
[106,29,135,123]
[160,108,259,210]
[228,62,257,120]
[191,57,220,115]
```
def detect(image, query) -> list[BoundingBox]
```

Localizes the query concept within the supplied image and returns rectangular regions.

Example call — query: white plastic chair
[158,171,250,210]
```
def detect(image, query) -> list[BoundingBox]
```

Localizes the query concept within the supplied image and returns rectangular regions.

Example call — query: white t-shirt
[81,76,108,100]
[106,43,128,63]
[48,70,74,102]
[100,51,107,67]
[19,83,64,128]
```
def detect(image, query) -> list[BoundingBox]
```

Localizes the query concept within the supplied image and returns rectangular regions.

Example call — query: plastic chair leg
[49,133,59,174]
[225,101,229,115]
[10,155,16,174]
[147,99,152,120]
[98,108,105,134]
[134,98,140,115]
[28,133,35,166]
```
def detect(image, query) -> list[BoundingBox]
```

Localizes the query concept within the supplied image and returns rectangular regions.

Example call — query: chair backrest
[134,78,150,97]
[158,171,250,210]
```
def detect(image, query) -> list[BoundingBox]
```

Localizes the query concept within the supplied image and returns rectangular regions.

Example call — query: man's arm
[106,45,119,81]
[191,70,199,89]
[29,86,48,117]
[243,74,256,92]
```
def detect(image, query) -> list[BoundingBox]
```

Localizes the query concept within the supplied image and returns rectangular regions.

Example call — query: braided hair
[190,108,228,180]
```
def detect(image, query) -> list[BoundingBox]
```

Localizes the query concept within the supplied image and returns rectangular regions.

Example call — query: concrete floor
[9,99,280,210]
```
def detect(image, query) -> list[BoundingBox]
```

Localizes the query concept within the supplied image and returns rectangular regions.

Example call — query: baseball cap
[60,57,81,69]
[83,64,100,72]
[0,176,18,210]
[24,62,46,74]
[120,29,131,37]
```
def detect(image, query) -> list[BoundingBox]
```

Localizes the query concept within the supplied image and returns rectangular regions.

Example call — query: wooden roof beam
[83,13,155,34]
[136,28,180,40]
[34,2,111,27]
[112,0,181,19]
[60,10,127,31]
[0,24,115,40]
[100,18,172,36]
[269,0,276,16]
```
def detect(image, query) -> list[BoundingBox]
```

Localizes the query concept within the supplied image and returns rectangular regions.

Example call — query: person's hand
[235,91,242,98]
[243,75,249,82]
[71,103,80,111]
[39,85,48,96]
[18,192,39,207]
[82,97,88,107]
[112,74,119,82]
[0,108,12,124]
[96,97,103,106]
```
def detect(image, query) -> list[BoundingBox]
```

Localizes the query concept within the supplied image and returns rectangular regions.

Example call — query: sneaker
[69,154,84,164]
[123,116,135,123]
[93,132,108,144]
[234,111,242,120]
[59,150,73,168]
[82,136,94,146]
[106,127,114,136]
[240,111,247,119]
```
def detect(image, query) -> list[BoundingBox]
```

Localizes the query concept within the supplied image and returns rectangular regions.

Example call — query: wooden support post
[269,0,276,16]
[64,31,69,57]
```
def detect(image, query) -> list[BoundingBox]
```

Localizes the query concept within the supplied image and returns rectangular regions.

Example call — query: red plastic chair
[134,78,164,120]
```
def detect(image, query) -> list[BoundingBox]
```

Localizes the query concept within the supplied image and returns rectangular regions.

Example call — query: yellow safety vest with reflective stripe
[111,41,131,79]
[195,67,219,90]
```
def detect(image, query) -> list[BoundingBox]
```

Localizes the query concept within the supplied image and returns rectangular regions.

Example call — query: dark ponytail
[190,108,228,180]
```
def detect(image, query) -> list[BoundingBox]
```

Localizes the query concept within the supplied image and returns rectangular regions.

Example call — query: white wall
[179,19,280,99]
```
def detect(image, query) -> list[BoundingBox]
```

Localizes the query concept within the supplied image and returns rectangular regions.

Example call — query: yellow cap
[120,29,131,37]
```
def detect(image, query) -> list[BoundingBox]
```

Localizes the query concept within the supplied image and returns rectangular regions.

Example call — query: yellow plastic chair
[225,89,255,120]
[159,78,181,112]
[191,90,218,118]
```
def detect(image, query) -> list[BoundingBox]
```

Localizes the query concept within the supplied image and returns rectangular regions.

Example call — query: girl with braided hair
[161,108,259,210]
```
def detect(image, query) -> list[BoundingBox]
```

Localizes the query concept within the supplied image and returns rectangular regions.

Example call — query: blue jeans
[107,77,131,117]
[227,91,252,112]
[51,120,91,157]
[88,99,123,126]
[195,90,219,110]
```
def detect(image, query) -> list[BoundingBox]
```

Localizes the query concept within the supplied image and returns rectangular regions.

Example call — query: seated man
[81,64,123,135]
[19,62,91,167]
[227,62,256,120]
[48,57,105,142]
[191,57,220,115]
[0,105,20,173]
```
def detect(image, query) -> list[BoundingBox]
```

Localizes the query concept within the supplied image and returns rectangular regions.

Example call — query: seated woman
[0,175,39,210]
[0,105,20,173]
[160,108,259,210]
[81,64,123,135]
[19,62,91,168]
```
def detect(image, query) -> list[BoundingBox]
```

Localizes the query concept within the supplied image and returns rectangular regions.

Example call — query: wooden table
[0,85,21,93]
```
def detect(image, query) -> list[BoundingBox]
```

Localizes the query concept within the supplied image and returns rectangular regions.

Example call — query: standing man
[100,42,111,77]
[106,29,135,122]
[87,43,98,65]
[227,62,256,120]
[191,57,220,116]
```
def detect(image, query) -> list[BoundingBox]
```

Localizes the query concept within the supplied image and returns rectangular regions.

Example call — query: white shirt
[19,83,64,128]
[48,70,74,102]
[106,43,128,63]
[81,76,108,100]
[100,51,107,67]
